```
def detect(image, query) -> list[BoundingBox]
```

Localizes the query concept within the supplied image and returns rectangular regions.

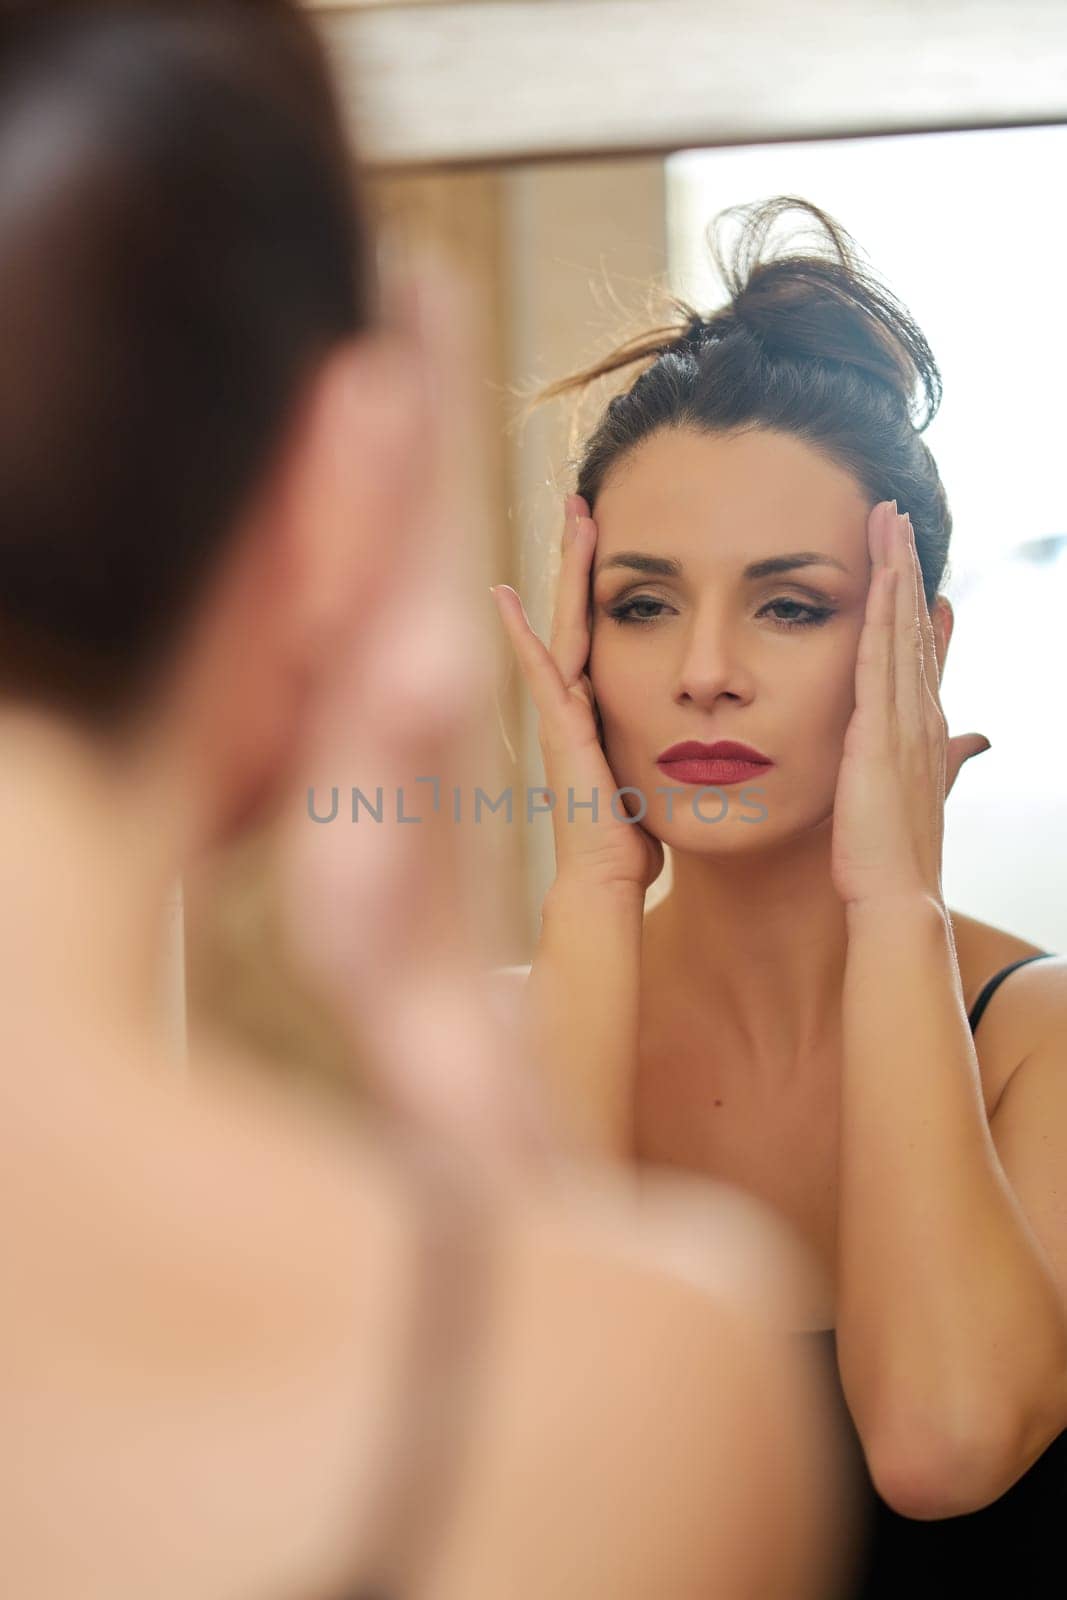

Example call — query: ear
[274,330,424,670]
[930,593,954,684]
[161,332,426,847]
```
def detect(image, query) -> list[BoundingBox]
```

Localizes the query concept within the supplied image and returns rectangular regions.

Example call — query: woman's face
[588,425,877,855]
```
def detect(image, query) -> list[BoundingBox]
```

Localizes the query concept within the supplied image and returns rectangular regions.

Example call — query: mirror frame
[308,0,1067,171]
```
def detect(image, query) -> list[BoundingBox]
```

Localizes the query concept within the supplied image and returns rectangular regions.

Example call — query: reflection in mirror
[192,127,1067,1075]
[503,126,1067,956]
[171,69,1067,1593]
[487,126,1067,1599]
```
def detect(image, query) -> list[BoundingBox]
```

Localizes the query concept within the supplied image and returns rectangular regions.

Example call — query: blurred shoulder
[487,963,533,983]
[433,1162,838,1599]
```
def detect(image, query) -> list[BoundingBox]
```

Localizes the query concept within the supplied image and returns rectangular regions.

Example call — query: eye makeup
[606,593,836,630]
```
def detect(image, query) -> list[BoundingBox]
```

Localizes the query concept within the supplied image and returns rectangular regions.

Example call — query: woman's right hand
[491,497,664,896]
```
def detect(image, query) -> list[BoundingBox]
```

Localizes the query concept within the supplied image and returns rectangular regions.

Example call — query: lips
[655,738,774,789]
[657,739,772,765]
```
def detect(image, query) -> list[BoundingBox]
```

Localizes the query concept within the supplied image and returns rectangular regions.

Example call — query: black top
[811,950,1066,1598]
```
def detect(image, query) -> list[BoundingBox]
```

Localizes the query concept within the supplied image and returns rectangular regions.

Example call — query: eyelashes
[606,596,835,629]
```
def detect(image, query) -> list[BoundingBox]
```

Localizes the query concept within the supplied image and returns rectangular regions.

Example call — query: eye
[608,595,834,629]
[607,595,674,625]
[758,598,834,629]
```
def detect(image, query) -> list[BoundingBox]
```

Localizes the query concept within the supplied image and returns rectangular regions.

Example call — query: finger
[291,585,492,987]
[898,508,930,709]
[853,534,898,732]
[867,496,888,571]
[549,495,596,687]
[887,503,926,722]
[492,583,577,731]
[945,732,992,797]
[904,511,940,703]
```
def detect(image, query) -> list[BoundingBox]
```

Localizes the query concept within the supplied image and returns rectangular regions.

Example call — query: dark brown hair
[541,195,951,605]
[0,0,372,733]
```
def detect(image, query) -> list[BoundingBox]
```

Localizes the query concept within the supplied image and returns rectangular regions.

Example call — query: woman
[493,195,1067,1595]
[0,9,841,1600]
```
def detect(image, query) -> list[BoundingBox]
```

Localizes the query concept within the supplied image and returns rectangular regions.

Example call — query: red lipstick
[656,739,774,787]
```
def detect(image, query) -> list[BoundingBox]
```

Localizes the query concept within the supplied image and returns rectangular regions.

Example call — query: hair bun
[673,303,745,355]
[694,196,941,432]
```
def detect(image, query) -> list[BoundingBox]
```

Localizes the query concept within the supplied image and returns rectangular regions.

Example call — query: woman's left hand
[831,499,991,911]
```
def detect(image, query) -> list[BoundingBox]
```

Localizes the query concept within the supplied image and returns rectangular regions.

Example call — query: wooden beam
[312,0,1067,171]
[308,1,479,11]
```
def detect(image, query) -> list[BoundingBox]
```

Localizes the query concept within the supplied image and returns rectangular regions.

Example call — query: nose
[673,610,755,710]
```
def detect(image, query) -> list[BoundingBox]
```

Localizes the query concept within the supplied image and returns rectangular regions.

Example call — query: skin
[495,417,1067,1516]
[579,425,1033,1242]
[591,425,893,872]
[589,424,924,1101]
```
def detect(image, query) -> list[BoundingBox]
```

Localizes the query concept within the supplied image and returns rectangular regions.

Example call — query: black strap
[967,952,1055,1036]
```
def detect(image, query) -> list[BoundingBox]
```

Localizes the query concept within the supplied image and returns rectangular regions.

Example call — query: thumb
[946,732,992,796]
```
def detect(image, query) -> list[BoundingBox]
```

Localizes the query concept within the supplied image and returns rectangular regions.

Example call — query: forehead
[594,426,871,561]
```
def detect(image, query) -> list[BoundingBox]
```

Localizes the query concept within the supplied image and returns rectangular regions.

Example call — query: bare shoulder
[947,908,1058,1010]
[947,907,1067,1094]
[947,905,1047,968]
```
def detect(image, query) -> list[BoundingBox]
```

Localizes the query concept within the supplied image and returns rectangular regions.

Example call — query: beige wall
[503,157,668,948]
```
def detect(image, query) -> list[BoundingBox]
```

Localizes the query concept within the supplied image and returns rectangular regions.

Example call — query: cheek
[785,635,855,733]
[775,629,862,803]
[818,622,864,730]
[588,632,651,733]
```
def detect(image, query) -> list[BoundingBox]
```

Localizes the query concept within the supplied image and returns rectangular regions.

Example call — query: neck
[0,704,194,1063]
[653,818,848,1064]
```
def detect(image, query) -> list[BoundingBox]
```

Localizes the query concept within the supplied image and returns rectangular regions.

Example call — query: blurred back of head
[0,0,371,737]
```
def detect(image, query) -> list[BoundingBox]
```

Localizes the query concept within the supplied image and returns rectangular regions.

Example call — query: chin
[641,781,835,859]
[654,814,780,857]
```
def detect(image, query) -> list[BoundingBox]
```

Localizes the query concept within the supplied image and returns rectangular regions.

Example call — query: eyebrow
[595,550,851,581]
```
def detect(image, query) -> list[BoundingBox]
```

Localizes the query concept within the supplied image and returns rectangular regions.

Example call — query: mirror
[361,126,1067,969]
[185,0,1067,1086]
[161,9,1067,1585]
